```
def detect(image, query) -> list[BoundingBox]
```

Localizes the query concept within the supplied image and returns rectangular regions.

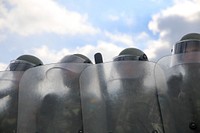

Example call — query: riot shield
[80,61,163,133]
[0,71,24,133]
[17,63,90,133]
[155,52,200,133]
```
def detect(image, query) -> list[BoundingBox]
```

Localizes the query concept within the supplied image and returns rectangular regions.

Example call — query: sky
[0,0,200,70]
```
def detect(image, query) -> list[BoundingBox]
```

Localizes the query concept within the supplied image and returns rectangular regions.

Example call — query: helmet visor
[113,54,148,61]
[173,40,200,54]
[7,60,36,71]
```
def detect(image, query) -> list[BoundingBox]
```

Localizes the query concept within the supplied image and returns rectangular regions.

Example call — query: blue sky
[0,0,200,70]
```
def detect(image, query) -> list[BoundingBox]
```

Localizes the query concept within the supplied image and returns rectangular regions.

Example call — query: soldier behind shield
[108,48,163,133]
[166,33,200,133]
[36,54,92,133]
[0,55,43,133]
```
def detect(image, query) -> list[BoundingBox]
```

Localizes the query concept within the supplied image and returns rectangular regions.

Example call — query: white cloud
[147,0,200,60]
[91,41,123,62]
[103,31,158,60]
[144,39,171,60]
[2,0,200,64]
[29,42,124,64]
[107,13,135,27]
[150,0,164,3]
[0,63,7,71]
[24,27,171,64]
[0,34,6,42]
[27,45,71,64]
[134,32,150,41]
[0,0,99,36]
[104,31,135,46]
[107,15,120,21]
[73,41,123,62]
[149,0,200,35]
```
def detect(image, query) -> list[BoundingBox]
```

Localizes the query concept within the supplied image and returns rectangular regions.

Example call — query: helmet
[113,48,148,61]
[59,54,92,64]
[8,55,43,71]
[172,33,200,54]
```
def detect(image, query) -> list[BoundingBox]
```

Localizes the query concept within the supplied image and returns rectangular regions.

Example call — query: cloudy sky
[0,0,200,70]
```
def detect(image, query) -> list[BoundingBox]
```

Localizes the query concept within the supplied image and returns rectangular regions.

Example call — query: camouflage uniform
[108,79,163,133]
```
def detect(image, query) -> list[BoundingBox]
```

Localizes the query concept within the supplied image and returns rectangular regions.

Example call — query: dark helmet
[113,48,148,61]
[59,54,92,64]
[8,55,43,71]
[172,33,200,54]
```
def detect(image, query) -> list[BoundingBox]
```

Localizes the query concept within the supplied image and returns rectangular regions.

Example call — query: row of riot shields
[0,52,200,133]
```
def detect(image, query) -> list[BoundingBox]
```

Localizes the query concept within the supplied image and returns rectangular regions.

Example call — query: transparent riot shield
[0,71,24,133]
[155,52,200,133]
[17,63,90,133]
[80,61,163,133]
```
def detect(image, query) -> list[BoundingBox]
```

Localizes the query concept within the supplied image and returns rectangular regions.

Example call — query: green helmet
[113,48,148,61]
[8,55,43,71]
[172,33,200,54]
[59,54,92,64]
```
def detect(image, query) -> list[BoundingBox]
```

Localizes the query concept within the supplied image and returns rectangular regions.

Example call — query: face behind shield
[113,48,149,80]
[171,33,200,67]
[172,40,200,54]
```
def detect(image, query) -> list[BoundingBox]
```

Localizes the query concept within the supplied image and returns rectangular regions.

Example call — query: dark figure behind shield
[108,48,163,133]
[36,54,92,133]
[0,55,43,133]
[161,33,200,133]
